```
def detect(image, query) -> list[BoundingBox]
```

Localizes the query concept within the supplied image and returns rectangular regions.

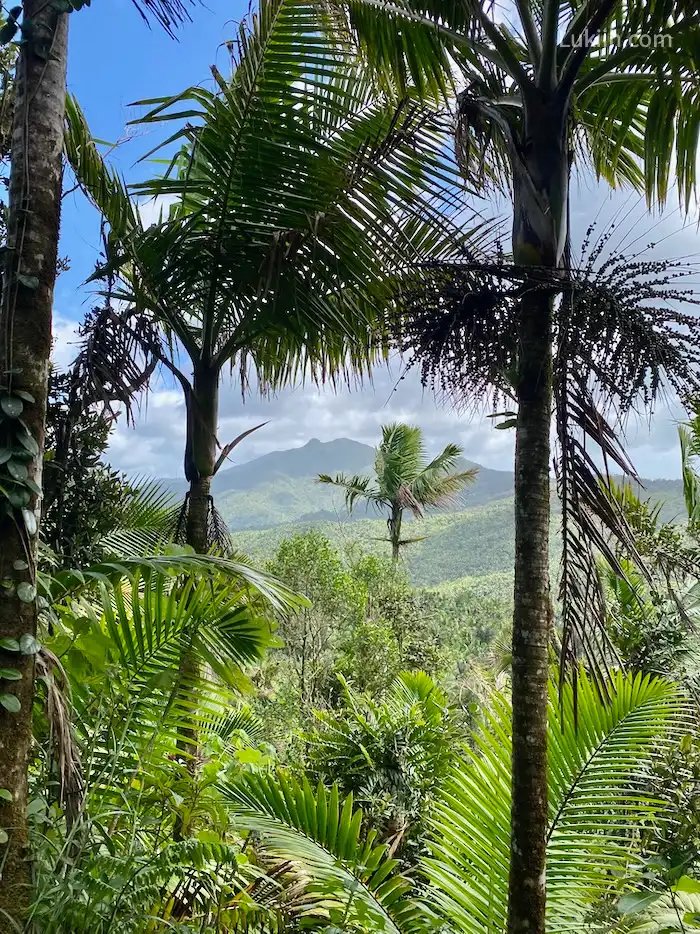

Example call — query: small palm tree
[318,423,477,562]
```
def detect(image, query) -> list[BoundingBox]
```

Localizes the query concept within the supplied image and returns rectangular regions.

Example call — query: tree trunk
[389,506,402,563]
[507,289,553,934]
[506,104,565,934]
[184,363,219,551]
[0,6,68,930]
[174,363,218,839]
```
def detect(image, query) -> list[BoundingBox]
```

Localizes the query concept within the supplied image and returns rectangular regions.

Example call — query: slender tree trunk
[389,506,402,563]
[174,363,218,839]
[184,364,219,552]
[506,105,566,934]
[508,289,553,934]
[0,6,68,929]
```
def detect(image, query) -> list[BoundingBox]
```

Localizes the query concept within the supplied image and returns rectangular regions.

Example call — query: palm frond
[409,465,479,510]
[222,772,425,934]
[424,671,693,934]
[43,554,304,818]
[128,0,196,36]
[64,95,142,242]
[68,0,483,393]
[99,478,181,557]
[317,473,385,513]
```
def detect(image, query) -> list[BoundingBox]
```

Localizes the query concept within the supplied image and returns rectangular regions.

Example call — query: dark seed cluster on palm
[389,232,700,676]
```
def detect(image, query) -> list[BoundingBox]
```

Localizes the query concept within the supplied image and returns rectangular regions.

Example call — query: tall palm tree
[64,0,476,556]
[314,5,700,930]
[63,0,481,805]
[0,2,196,926]
[319,423,478,561]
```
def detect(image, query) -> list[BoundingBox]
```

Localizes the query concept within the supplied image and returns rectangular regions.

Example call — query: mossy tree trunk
[0,4,68,930]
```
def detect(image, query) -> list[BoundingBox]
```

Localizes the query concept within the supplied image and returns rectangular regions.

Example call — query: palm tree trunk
[506,107,565,934]
[0,6,68,929]
[508,289,553,934]
[389,506,402,563]
[174,363,218,838]
[184,364,219,551]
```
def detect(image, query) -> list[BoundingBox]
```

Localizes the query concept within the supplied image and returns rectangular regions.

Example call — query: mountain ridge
[158,436,687,587]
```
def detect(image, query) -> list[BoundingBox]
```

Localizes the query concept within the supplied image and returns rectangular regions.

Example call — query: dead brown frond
[36,647,84,833]
[68,303,161,425]
[392,224,700,688]
[175,494,235,556]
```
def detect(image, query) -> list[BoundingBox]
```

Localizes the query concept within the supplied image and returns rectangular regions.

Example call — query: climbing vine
[0,383,41,715]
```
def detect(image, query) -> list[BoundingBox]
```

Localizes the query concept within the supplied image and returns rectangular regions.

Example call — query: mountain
[161,438,375,499]
[159,436,687,588]
[213,440,517,531]
[228,478,687,589]
[162,437,516,532]
[214,437,374,493]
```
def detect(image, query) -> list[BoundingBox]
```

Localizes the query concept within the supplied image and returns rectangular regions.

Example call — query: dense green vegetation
[228,487,688,589]
[1,0,700,931]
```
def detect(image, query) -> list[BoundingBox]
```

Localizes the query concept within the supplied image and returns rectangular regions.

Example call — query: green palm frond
[65,95,142,243]
[426,670,692,934]
[375,424,427,500]
[410,466,479,510]
[65,0,482,395]
[222,772,426,934]
[679,417,700,526]
[42,554,304,816]
[330,0,700,208]
[317,472,385,513]
[45,552,305,617]
[216,671,689,934]
[99,477,181,557]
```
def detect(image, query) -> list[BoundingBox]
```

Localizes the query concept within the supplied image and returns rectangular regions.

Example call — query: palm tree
[29,550,303,931]
[306,671,459,859]
[224,669,692,934]
[315,5,700,929]
[63,0,478,802]
[0,2,197,925]
[319,423,477,561]
[64,0,476,557]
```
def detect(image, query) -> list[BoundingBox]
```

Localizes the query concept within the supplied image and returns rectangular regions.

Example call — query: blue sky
[57,0,247,315]
[52,3,697,482]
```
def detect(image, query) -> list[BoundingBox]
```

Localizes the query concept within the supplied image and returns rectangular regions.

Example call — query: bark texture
[507,289,553,934]
[0,6,68,930]
[388,505,402,563]
[174,364,219,839]
[506,102,565,934]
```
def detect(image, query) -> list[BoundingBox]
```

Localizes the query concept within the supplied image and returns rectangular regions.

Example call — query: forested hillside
[213,438,687,587]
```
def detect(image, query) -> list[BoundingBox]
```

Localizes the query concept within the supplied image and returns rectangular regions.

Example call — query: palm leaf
[222,772,426,934]
[217,670,690,934]
[425,671,693,934]
[65,0,484,395]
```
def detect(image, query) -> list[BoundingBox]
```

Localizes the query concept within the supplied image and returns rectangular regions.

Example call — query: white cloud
[51,315,81,371]
[137,195,177,227]
[54,175,699,483]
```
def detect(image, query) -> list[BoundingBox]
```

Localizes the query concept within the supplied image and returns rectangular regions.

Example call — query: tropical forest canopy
[2,1,700,933]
